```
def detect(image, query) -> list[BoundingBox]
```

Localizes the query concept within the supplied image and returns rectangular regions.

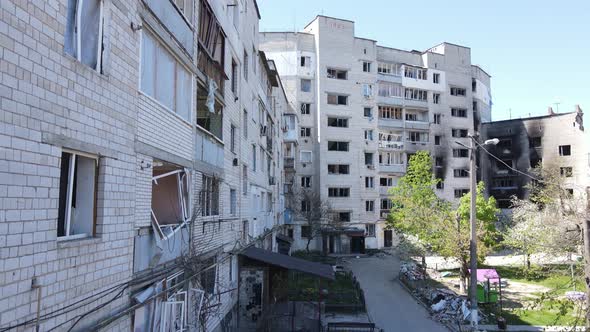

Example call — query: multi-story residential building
[260,15,492,253]
[0,0,291,331]
[481,106,588,212]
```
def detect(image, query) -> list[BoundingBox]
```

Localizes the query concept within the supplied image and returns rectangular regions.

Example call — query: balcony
[380,186,391,196]
[378,117,404,129]
[405,120,430,131]
[379,164,406,174]
[284,157,295,170]
[405,141,430,153]
[378,141,403,150]
[377,72,402,84]
[376,95,404,106]
[197,45,225,96]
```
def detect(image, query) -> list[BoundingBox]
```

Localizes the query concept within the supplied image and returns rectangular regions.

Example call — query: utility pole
[469,135,478,329]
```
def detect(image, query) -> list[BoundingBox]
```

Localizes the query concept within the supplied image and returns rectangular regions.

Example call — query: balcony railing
[379,164,406,174]
[378,141,403,150]
[405,120,430,130]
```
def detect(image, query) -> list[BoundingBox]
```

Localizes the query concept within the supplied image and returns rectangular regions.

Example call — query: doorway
[350,236,365,254]
[384,230,393,247]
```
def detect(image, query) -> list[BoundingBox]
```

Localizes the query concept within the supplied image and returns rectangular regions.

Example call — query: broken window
[65,0,104,71]
[242,165,248,195]
[327,68,348,80]
[151,163,191,241]
[377,62,402,76]
[452,149,469,158]
[301,201,311,213]
[454,189,469,198]
[197,83,223,139]
[57,150,98,239]
[328,141,349,151]
[365,176,374,188]
[433,73,440,84]
[200,256,217,295]
[142,30,192,121]
[300,56,311,67]
[364,130,374,140]
[328,188,350,197]
[404,88,428,101]
[450,87,467,96]
[242,220,249,241]
[434,135,441,145]
[379,106,403,120]
[363,107,372,117]
[301,103,311,115]
[328,117,348,128]
[300,127,311,137]
[451,129,468,138]
[451,108,467,117]
[362,61,371,72]
[560,167,573,177]
[301,79,311,92]
[529,137,542,148]
[336,212,351,222]
[453,169,469,178]
[559,145,571,156]
[201,175,219,216]
[433,114,441,124]
[230,60,238,94]
[252,145,256,171]
[300,176,311,188]
[327,94,348,105]
[328,164,350,175]
[365,153,374,166]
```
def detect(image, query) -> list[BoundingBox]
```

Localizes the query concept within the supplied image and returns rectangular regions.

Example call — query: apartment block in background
[481,106,588,215]
[260,15,492,253]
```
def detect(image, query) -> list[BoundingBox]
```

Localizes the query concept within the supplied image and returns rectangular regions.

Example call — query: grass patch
[486,264,584,295]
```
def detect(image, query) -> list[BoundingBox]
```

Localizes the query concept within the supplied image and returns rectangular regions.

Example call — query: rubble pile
[399,261,426,280]
[414,287,486,326]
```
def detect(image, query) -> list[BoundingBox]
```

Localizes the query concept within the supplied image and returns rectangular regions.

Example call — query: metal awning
[240,247,335,280]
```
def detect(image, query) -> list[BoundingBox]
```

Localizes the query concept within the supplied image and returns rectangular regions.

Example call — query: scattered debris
[400,261,426,280]
[565,291,586,302]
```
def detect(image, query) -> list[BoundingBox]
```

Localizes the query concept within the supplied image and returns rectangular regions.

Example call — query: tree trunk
[306,238,311,253]
[459,264,467,294]
[526,253,531,270]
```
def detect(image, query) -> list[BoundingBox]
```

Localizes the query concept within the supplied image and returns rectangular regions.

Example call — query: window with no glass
[362,61,371,72]
[328,141,349,151]
[451,108,467,118]
[328,188,350,197]
[301,176,312,188]
[454,189,469,198]
[327,94,348,105]
[300,127,311,137]
[328,164,350,174]
[327,68,348,79]
[57,151,98,239]
[451,129,468,138]
[559,145,571,156]
[301,103,311,115]
[328,117,348,127]
[300,56,311,67]
[366,200,375,212]
[453,169,469,178]
[450,87,467,96]
[452,149,469,158]
[366,224,376,237]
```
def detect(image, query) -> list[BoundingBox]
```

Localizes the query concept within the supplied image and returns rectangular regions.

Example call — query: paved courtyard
[346,255,448,332]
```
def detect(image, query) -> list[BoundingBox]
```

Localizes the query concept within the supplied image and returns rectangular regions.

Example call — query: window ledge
[57,236,101,248]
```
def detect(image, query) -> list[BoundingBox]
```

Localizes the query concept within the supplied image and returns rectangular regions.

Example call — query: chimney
[547,106,554,115]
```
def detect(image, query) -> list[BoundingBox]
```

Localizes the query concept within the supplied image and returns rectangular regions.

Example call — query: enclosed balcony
[379,164,406,174]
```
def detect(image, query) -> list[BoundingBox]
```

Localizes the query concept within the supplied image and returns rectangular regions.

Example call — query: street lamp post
[458,136,498,331]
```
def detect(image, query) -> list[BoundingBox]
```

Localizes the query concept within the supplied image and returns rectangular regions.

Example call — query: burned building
[481,106,588,210]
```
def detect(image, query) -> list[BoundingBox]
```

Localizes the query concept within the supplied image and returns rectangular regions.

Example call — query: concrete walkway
[346,255,449,332]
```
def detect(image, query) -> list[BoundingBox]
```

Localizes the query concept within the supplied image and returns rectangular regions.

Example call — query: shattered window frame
[151,166,192,241]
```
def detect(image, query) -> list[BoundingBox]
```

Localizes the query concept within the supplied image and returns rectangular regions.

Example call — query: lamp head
[484,138,499,146]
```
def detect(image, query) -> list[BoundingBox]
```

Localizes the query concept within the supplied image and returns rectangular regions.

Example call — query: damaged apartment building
[260,15,492,254]
[0,0,293,331]
[481,106,589,213]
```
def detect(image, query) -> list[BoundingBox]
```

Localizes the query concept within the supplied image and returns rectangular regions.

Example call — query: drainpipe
[31,277,42,332]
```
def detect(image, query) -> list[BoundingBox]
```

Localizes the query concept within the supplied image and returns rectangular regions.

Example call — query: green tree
[387,151,499,292]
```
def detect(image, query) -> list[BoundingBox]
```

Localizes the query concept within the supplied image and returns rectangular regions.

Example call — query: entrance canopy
[240,247,335,280]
